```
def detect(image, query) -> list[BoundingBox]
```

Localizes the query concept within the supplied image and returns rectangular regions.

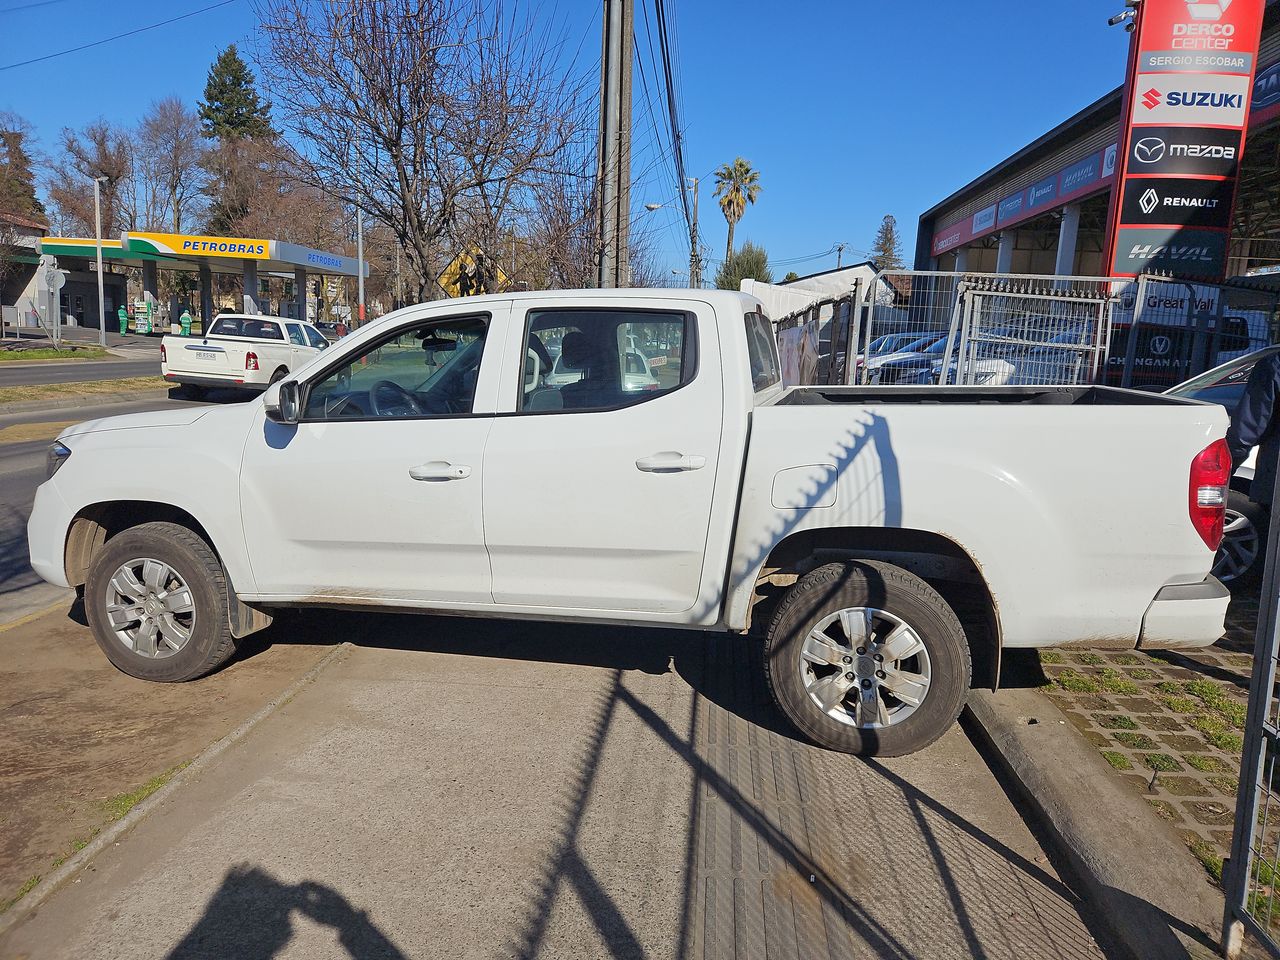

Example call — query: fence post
[1121,275,1148,389]
[939,282,969,386]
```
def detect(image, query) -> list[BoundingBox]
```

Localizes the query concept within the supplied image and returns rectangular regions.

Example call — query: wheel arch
[65,500,269,640]
[742,526,1002,690]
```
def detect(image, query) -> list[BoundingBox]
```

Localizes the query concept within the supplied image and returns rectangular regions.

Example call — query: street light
[92,176,108,347]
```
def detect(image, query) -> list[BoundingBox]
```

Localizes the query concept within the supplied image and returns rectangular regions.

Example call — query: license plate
[194,350,218,362]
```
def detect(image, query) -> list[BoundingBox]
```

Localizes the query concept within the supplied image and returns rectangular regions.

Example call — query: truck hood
[59,406,215,440]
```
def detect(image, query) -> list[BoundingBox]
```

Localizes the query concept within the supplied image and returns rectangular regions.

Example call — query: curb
[0,641,353,937]
[1,389,171,415]
[965,688,1225,960]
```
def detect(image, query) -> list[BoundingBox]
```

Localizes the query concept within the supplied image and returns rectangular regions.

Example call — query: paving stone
[1112,697,1160,713]
[1082,731,1111,749]
[1162,734,1209,752]
[1142,715,1185,732]
[1212,830,1236,848]
[1159,776,1211,798]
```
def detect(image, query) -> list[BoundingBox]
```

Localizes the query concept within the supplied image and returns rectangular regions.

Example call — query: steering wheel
[368,379,425,417]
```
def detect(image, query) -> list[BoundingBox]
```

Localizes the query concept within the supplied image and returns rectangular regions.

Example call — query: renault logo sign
[1139,188,1160,215]
[1135,137,1166,162]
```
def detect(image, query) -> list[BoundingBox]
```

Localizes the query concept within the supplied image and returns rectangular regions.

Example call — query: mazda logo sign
[1134,137,1166,163]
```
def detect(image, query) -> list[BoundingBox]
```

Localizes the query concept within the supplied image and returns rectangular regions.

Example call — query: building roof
[919,87,1122,222]
[0,210,49,232]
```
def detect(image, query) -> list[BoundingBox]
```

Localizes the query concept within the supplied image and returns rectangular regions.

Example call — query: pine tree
[0,125,45,221]
[199,45,274,140]
[871,214,904,270]
[715,240,773,290]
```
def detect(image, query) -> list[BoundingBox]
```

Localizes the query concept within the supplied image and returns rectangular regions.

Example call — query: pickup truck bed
[28,289,1231,756]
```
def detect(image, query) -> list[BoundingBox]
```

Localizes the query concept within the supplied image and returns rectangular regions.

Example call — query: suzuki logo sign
[1139,188,1160,214]
[1143,88,1163,109]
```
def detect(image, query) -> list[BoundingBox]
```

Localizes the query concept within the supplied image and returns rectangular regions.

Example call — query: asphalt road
[0,398,201,624]
[0,357,160,388]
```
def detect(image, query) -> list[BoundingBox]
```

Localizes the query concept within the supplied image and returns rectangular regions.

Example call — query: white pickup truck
[28,289,1232,756]
[160,313,329,396]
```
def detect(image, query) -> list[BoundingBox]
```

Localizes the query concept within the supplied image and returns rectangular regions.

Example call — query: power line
[0,0,238,71]
[0,0,74,14]
[651,0,691,236]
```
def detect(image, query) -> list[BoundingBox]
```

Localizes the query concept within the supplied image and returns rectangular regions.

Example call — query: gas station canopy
[38,231,367,278]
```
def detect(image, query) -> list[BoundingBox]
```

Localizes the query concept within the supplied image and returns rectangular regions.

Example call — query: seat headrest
[560,331,591,370]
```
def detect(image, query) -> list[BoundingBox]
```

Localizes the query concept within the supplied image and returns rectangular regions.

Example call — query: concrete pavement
[0,613,1112,959]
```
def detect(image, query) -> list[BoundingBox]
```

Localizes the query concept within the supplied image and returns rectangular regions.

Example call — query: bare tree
[47,120,132,236]
[136,97,205,233]
[255,0,588,301]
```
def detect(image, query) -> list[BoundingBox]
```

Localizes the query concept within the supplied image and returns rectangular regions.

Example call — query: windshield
[1167,347,1278,407]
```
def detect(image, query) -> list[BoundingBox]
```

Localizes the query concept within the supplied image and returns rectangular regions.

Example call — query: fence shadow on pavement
[165,864,407,960]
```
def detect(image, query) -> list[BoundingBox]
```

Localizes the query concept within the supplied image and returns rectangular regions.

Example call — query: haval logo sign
[1184,0,1231,21]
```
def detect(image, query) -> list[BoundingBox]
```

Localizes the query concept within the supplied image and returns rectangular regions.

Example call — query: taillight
[246,352,259,371]
[1189,438,1231,550]
[160,343,166,362]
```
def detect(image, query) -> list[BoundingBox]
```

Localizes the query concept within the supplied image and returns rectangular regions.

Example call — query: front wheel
[85,521,238,682]
[764,560,970,757]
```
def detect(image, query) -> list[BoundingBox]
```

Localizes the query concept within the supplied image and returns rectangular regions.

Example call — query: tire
[1215,490,1267,586]
[85,521,238,682]
[764,560,970,757]
[269,367,289,384]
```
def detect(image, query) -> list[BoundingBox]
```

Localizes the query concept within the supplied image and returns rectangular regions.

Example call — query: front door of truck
[240,309,502,603]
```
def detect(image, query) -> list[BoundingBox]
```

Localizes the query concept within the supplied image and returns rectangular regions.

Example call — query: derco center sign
[1106,0,1265,280]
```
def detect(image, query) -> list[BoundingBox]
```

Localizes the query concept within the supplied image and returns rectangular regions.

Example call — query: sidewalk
[1035,587,1257,887]
[1,613,1109,959]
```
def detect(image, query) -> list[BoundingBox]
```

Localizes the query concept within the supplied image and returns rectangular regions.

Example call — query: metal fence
[1111,276,1279,391]
[850,271,1115,388]
[773,269,1279,390]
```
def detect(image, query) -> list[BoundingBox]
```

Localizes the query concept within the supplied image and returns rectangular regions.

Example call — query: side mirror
[265,380,302,424]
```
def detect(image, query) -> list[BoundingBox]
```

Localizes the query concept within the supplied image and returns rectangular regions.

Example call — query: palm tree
[713,158,761,263]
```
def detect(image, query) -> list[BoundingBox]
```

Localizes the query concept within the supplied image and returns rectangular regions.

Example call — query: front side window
[304,325,329,349]
[285,323,307,346]
[304,315,487,420]
[520,309,692,413]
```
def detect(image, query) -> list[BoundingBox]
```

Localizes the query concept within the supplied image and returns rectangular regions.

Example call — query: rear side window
[744,311,780,391]
[208,316,243,337]
[520,309,694,413]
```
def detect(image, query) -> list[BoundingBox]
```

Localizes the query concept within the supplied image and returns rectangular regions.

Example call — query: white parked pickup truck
[28,290,1233,756]
[160,313,329,397]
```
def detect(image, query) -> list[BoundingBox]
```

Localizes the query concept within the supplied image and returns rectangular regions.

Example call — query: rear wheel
[1215,490,1267,585]
[85,521,238,682]
[765,560,970,757]
[269,366,289,385]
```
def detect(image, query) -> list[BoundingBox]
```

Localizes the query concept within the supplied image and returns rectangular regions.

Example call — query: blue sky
[0,0,1132,277]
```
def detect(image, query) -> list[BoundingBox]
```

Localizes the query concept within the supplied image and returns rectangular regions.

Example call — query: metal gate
[853,271,1116,387]
[773,285,859,386]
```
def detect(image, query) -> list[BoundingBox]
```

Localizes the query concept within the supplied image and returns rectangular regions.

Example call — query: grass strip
[0,376,166,406]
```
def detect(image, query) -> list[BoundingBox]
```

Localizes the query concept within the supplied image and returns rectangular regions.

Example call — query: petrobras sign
[1132,73,1251,125]
[971,204,997,234]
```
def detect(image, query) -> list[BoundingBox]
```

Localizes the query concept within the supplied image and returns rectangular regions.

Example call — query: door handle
[409,461,472,481]
[635,452,706,473]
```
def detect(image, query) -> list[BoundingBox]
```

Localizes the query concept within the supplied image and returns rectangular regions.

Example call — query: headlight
[972,372,998,385]
[46,440,71,479]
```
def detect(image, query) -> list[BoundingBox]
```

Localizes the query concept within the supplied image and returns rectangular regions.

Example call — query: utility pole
[688,177,701,288]
[836,242,846,270]
[93,176,107,348]
[596,0,633,288]
[356,208,365,325]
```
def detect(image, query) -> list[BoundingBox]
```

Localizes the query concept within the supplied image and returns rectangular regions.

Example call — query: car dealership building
[914,3,1280,280]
